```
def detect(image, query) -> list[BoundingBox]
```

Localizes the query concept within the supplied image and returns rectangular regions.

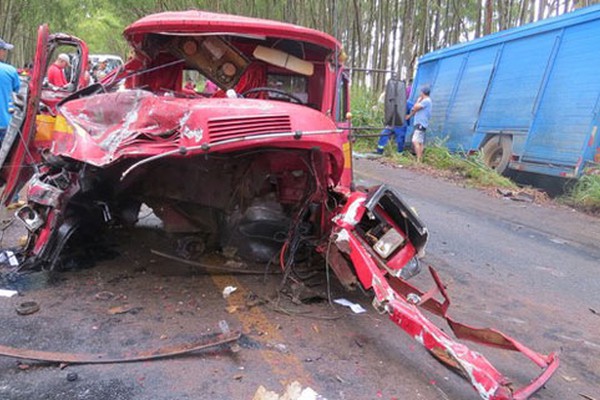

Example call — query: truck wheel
[482,136,512,175]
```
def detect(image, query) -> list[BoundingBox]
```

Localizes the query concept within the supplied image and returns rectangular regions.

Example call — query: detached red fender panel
[330,185,559,400]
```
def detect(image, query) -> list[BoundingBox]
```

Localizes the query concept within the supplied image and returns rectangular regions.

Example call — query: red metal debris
[331,193,559,400]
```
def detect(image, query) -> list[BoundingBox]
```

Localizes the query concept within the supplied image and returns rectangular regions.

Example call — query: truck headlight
[373,228,405,258]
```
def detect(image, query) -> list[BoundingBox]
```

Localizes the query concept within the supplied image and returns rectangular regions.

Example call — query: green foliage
[563,174,600,213]
[349,86,383,153]
[73,10,129,56]
[352,136,378,153]
[349,86,382,128]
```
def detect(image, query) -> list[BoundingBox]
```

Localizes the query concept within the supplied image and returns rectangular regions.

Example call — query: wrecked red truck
[0,11,558,399]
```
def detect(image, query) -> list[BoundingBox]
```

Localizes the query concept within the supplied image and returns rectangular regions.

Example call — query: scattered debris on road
[0,288,18,298]
[151,249,279,275]
[0,330,240,365]
[333,298,366,314]
[253,381,325,400]
[222,286,237,299]
[497,188,537,202]
[15,300,40,315]
[0,250,19,267]
[94,290,115,301]
[107,304,142,315]
[66,372,78,382]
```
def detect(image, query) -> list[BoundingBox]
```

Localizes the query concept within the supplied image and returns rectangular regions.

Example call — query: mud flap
[331,188,559,400]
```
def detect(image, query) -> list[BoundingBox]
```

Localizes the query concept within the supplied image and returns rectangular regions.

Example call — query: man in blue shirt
[0,38,20,142]
[406,86,432,163]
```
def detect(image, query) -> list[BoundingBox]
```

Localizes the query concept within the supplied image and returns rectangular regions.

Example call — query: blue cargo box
[410,5,600,178]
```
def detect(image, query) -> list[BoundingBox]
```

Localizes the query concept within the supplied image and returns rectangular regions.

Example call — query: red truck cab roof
[123,10,342,53]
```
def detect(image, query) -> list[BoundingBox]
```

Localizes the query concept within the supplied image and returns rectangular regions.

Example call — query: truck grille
[207,115,292,142]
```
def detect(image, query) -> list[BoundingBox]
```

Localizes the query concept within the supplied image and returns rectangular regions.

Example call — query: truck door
[0,25,88,204]
[335,70,353,187]
[444,47,498,151]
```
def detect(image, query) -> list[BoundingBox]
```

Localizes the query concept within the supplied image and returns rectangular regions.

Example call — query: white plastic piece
[253,45,314,76]
[222,286,237,298]
[0,289,18,298]
[333,298,366,314]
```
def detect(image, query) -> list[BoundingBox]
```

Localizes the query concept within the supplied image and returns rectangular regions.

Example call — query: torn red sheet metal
[331,192,559,400]
[0,331,240,365]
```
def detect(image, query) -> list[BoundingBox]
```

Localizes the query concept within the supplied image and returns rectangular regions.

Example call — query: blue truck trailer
[410,5,600,179]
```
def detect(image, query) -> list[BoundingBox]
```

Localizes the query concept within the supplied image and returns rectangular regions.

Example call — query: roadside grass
[561,173,600,214]
[351,136,378,153]
[423,145,516,188]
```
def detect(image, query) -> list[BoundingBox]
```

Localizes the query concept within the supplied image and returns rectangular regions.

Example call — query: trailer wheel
[482,136,512,175]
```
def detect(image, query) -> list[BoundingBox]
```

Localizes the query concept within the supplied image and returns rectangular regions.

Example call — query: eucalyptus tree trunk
[484,0,493,34]
[475,0,483,38]
[399,0,415,80]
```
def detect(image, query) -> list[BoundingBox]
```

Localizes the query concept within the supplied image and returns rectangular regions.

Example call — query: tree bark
[484,0,493,35]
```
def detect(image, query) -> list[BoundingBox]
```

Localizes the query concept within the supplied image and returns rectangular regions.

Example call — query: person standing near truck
[47,53,70,87]
[0,38,20,143]
[376,100,414,154]
[0,38,23,208]
[406,85,432,163]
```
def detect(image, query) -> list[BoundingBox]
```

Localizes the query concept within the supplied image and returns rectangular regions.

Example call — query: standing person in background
[47,53,70,87]
[93,59,108,82]
[184,79,195,91]
[0,38,20,143]
[18,62,33,77]
[203,79,217,96]
[0,38,24,208]
[406,86,432,163]
[375,100,414,154]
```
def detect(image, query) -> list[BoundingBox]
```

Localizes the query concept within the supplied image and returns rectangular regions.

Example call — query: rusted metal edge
[0,331,241,365]
[151,249,281,275]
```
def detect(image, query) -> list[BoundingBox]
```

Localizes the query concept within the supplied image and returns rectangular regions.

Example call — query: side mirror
[384,79,407,127]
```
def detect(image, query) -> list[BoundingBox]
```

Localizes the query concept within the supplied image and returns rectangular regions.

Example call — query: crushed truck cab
[0,10,558,399]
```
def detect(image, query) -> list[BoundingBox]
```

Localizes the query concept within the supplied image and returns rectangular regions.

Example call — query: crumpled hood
[55,89,339,166]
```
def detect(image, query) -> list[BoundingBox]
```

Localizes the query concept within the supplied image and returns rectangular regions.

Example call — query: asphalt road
[0,157,597,400]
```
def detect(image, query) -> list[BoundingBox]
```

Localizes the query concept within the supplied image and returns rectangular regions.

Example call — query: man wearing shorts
[406,86,432,163]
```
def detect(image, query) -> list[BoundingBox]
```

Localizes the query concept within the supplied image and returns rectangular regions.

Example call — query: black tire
[482,136,512,175]
[384,79,407,127]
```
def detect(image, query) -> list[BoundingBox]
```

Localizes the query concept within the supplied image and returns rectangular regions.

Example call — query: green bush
[563,173,600,213]
[349,86,383,153]
[349,86,382,128]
